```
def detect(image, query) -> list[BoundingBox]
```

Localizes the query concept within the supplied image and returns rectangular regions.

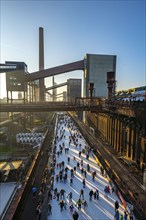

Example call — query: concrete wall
[86,111,146,171]
[84,54,116,97]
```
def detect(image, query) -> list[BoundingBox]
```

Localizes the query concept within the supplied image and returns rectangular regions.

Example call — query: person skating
[56,192,60,201]
[104,186,109,197]
[59,200,64,211]
[115,200,119,211]
[38,190,44,204]
[48,189,52,200]
[59,172,62,182]
[82,200,88,210]
[36,203,41,220]
[65,166,69,173]
[63,174,67,183]
[100,166,104,175]
[96,189,99,199]
[86,164,90,172]
[93,190,97,200]
[89,189,94,201]
[71,169,74,178]
[124,211,128,220]
[114,210,120,220]
[56,174,59,182]
[64,200,67,210]
[62,160,65,167]
[79,151,81,157]
[79,189,84,200]
[70,177,73,186]
[60,189,66,199]
[54,188,57,197]
[82,178,86,188]
[74,166,76,173]
[81,167,84,174]
[86,152,89,160]
[68,191,73,202]
[48,203,52,215]
[129,210,134,220]
[92,171,96,181]
[107,185,110,193]
[69,204,74,214]
[77,162,80,169]
[72,211,79,220]
[76,198,82,210]
[57,151,60,157]
[84,169,87,178]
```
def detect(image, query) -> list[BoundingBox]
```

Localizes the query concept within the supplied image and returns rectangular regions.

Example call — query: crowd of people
[33,113,131,220]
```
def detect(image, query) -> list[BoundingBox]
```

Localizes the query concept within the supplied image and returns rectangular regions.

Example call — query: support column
[116,119,120,151]
[126,127,130,157]
[52,76,55,101]
[111,118,115,147]
[105,116,108,141]
[118,121,122,153]
[131,125,135,159]
[39,27,45,101]
[114,118,118,150]
[109,117,112,145]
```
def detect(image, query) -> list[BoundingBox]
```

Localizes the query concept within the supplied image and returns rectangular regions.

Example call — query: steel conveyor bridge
[0,101,100,112]
[25,60,84,82]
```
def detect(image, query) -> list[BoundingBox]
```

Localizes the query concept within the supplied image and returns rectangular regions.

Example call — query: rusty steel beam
[25,60,84,82]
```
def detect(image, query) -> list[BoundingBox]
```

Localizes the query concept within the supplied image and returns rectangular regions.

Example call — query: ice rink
[47,114,127,220]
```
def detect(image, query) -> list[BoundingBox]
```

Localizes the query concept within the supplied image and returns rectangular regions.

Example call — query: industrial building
[84,54,116,97]
[67,78,82,101]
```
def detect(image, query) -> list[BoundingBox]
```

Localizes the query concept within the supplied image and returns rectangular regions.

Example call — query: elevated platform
[0,102,99,112]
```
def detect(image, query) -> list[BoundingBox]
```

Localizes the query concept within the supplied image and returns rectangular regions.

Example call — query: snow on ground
[0,182,16,215]
[47,114,126,220]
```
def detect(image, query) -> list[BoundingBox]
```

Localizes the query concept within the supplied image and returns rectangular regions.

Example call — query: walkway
[47,114,128,220]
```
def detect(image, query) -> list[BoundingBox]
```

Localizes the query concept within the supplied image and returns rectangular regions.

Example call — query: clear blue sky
[0,0,145,98]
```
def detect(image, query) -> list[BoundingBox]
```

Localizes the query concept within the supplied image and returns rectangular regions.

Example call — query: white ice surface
[47,116,126,220]
[0,182,16,215]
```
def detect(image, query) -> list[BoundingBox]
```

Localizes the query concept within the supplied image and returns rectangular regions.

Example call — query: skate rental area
[44,113,131,220]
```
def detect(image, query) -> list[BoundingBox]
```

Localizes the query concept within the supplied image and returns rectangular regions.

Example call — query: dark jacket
[73,211,79,220]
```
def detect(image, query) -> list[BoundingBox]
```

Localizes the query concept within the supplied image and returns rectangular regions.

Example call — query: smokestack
[39,27,45,101]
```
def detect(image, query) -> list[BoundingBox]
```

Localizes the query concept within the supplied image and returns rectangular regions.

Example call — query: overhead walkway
[25,60,84,82]
[0,98,101,113]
